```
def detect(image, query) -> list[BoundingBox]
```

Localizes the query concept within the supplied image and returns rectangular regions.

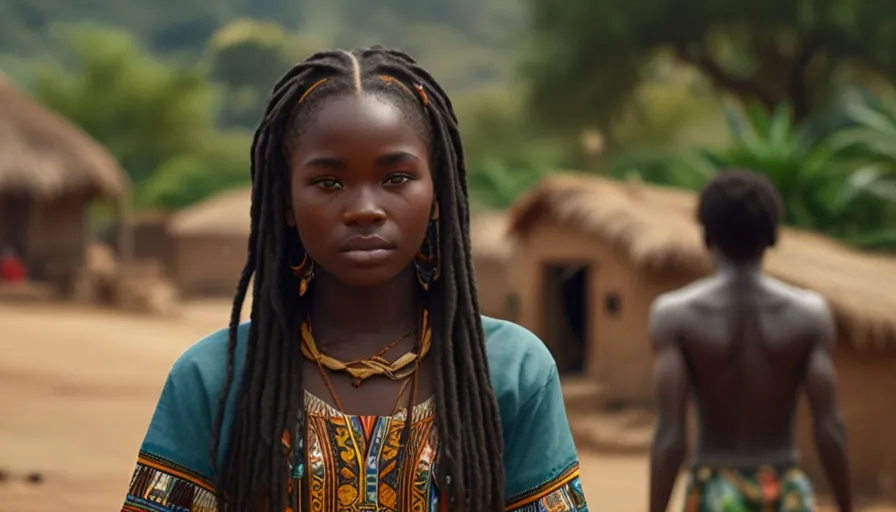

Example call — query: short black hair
[210,47,505,511]
[697,169,782,261]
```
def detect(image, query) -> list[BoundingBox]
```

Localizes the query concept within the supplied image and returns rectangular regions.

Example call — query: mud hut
[167,187,250,296]
[0,73,130,294]
[507,173,896,497]
[101,211,174,273]
[470,211,512,318]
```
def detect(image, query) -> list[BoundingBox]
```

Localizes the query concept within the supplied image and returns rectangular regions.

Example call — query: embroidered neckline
[303,389,435,422]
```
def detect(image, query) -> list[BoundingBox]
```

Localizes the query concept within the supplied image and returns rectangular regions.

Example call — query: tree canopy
[34,26,218,182]
[524,0,896,130]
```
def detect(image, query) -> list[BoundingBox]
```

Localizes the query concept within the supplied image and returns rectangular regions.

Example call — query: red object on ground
[0,253,26,283]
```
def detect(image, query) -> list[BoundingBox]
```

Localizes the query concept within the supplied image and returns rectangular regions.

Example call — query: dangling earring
[290,251,315,297]
[415,200,441,290]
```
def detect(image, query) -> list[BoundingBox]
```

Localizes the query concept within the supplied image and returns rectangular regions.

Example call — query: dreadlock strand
[263,146,297,512]
[223,121,281,508]
[211,124,272,480]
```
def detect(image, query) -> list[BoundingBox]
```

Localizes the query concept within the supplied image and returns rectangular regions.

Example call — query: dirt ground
[0,300,888,511]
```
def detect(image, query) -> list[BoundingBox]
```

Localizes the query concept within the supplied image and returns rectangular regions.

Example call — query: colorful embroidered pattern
[505,462,588,511]
[304,391,441,511]
[123,452,218,512]
[683,466,815,512]
[125,391,585,512]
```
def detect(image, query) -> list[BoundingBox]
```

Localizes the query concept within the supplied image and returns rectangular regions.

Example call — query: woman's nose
[342,186,386,226]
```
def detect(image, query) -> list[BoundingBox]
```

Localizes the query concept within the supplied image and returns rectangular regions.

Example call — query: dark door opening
[542,263,589,374]
[0,193,31,259]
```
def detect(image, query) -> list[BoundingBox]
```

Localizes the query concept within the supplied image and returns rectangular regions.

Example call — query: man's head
[697,169,782,263]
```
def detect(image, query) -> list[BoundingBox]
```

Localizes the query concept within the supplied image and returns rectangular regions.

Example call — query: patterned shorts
[683,465,815,512]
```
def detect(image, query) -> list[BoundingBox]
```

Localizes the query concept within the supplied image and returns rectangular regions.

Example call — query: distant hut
[469,211,512,318]
[507,173,896,497]
[167,187,250,297]
[101,210,174,274]
[0,73,130,294]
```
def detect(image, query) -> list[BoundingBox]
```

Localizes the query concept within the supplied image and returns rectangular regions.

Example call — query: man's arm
[648,296,689,512]
[804,294,852,512]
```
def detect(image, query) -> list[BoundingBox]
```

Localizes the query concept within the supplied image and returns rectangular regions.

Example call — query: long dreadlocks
[210,47,505,511]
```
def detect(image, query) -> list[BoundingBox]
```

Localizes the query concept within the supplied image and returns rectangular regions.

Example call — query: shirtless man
[648,170,852,512]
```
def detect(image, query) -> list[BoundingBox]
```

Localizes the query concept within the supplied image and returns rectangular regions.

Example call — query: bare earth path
[0,301,888,511]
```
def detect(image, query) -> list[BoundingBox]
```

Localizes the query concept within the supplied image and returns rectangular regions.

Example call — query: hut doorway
[541,262,590,374]
[0,193,31,258]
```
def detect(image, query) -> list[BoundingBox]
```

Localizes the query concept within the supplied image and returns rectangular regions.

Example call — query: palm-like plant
[658,100,896,250]
[467,156,557,209]
[825,90,896,198]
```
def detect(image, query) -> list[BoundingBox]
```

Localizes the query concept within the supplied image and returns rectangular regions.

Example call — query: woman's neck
[308,266,420,346]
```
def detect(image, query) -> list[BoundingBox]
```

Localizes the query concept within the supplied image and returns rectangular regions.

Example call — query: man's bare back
[654,272,831,467]
[647,170,851,512]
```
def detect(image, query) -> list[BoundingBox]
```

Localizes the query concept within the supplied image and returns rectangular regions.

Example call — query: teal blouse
[122,316,588,511]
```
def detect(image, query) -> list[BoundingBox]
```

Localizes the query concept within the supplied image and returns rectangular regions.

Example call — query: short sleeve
[122,335,226,511]
[503,367,588,511]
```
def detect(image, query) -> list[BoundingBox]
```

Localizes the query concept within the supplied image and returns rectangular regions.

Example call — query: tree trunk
[674,36,820,123]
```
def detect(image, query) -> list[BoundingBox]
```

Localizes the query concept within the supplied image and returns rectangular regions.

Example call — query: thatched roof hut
[165,187,251,296]
[0,73,128,199]
[508,173,896,351]
[168,187,251,237]
[0,73,132,296]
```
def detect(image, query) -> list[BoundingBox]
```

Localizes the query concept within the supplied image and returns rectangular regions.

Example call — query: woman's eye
[314,178,342,190]
[384,174,412,186]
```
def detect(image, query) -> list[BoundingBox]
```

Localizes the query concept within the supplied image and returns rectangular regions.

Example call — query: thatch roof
[0,73,128,199]
[168,187,251,237]
[470,211,512,261]
[508,173,896,351]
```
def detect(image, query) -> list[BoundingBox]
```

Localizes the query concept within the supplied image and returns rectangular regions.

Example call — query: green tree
[523,0,896,130]
[34,25,218,182]
[136,130,253,210]
[205,19,323,129]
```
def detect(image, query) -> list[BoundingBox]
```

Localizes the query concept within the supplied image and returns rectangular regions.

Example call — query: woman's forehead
[293,95,429,166]
[308,95,418,135]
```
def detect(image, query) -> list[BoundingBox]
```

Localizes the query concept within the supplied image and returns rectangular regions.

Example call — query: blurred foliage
[204,19,324,128]
[524,0,896,131]
[625,99,896,250]
[135,131,253,210]
[608,54,730,153]
[454,86,572,208]
[19,22,564,212]
[29,26,254,211]
[33,25,219,183]
[0,0,524,92]
[10,0,896,244]
[827,89,896,183]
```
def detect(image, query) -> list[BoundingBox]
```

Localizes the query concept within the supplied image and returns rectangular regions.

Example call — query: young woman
[122,47,588,512]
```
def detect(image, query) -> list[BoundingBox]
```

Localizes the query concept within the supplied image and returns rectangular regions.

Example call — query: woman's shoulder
[480,316,559,417]
[166,321,250,400]
[139,323,249,479]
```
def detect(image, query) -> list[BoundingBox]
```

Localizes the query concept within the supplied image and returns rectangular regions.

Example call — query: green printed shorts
[683,465,815,512]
